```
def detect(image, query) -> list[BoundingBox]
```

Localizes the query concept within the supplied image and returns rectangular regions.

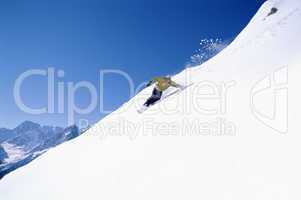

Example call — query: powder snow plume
[185,38,231,68]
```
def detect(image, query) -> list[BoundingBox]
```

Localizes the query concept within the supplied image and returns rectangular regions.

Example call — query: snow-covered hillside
[1,0,301,199]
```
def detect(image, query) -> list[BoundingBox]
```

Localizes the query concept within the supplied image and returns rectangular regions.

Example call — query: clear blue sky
[0,0,264,128]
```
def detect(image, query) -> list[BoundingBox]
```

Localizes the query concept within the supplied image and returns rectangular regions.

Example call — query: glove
[146,81,153,87]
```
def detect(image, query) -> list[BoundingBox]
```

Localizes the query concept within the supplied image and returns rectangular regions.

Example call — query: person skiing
[138,76,183,113]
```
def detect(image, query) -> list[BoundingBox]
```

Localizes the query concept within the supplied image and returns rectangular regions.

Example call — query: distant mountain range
[0,121,83,179]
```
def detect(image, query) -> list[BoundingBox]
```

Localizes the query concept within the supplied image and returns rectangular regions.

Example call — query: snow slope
[1,0,301,199]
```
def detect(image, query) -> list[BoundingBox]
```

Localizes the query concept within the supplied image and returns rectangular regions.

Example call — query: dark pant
[144,88,162,107]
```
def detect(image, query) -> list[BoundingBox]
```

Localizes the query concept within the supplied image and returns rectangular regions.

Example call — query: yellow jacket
[147,77,180,91]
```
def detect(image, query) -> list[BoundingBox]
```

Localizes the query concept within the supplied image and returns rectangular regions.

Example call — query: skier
[138,76,183,113]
